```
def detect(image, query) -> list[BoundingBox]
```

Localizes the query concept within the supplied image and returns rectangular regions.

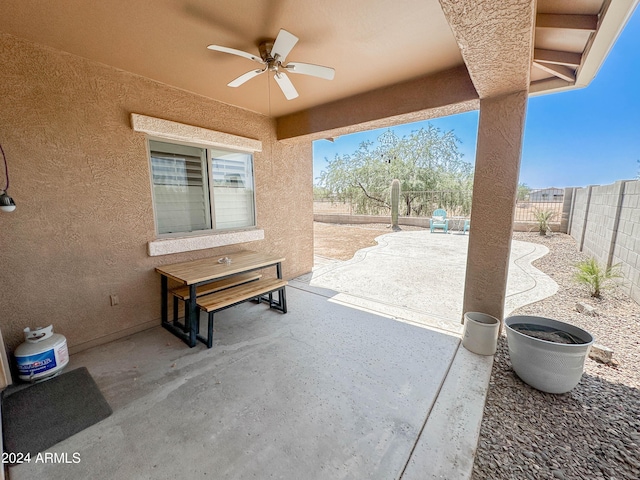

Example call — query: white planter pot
[462,312,500,356]
[505,315,594,394]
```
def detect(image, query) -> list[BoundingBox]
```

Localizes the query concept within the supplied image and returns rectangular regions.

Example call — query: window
[149,140,256,236]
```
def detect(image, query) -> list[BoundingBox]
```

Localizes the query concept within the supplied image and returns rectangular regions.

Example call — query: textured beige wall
[0,34,313,352]
[462,91,528,323]
[439,0,535,98]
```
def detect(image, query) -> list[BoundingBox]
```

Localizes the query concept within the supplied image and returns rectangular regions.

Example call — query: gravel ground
[472,232,640,480]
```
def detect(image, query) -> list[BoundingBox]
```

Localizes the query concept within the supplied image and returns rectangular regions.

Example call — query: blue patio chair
[463,219,470,234]
[430,209,449,233]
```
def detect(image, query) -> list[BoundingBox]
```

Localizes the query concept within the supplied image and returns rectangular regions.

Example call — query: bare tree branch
[356,181,390,208]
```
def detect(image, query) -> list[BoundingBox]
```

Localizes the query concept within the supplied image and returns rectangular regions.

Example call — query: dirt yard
[313,221,427,260]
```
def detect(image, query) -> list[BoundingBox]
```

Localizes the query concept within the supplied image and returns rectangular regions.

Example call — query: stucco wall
[0,34,313,352]
[569,180,640,304]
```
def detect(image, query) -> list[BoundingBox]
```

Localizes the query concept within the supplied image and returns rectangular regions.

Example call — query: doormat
[1,367,112,456]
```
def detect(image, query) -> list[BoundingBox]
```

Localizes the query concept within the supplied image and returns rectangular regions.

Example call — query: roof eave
[530,0,638,98]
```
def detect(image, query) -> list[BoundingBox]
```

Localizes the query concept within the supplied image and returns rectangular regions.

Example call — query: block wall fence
[566,180,640,304]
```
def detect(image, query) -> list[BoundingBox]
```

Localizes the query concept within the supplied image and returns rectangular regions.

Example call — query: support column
[462,91,528,324]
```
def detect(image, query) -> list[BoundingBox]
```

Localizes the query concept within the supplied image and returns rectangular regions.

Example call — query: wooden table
[155,250,285,347]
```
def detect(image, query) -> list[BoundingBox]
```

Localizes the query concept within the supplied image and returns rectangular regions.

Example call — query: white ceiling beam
[532,62,576,83]
[529,77,572,95]
[536,14,598,31]
[533,49,582,68]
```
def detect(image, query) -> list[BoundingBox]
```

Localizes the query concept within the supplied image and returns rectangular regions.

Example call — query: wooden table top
[155,250,285,285]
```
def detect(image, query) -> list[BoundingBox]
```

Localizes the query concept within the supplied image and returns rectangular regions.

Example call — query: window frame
[147,137,257,238]
[131,113,264,256]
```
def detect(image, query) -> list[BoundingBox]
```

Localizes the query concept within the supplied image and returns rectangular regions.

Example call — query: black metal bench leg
[266,287,287,313]
[207,311,214,348]
[173,297,179,324]
[269,292,278,309]
[280,287,287,313]
[196,309,213,348]
[194,302,200,335]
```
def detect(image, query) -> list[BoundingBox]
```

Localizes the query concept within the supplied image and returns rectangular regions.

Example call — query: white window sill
[148,229,264,256]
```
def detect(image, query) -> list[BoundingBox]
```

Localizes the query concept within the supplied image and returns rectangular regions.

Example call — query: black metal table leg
[161,275,168,325]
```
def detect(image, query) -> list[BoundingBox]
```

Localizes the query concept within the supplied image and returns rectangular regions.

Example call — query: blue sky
[313,8,640,189]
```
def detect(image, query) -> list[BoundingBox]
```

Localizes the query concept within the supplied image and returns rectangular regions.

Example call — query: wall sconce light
[1,144,16,213]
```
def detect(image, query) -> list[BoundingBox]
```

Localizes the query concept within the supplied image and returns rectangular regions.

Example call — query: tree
[318,126,473,216]
[313,185,331,198]
[517,183,531,201]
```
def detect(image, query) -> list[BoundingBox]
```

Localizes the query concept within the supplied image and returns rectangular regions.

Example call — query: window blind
[211,150,255,230]
[150,141,211,234]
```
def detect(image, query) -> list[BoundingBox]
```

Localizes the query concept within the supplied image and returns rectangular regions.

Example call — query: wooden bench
[170,272,261,328]
[195,278,288,348]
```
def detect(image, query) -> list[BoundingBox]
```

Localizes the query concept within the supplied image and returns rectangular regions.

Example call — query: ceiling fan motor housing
[259,42,280,71]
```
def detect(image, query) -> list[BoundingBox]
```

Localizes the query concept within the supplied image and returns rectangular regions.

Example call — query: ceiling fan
[207,29,335,100]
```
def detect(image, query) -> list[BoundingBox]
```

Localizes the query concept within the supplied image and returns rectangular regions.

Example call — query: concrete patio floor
[295,230,557,335]
[9,231,556,480]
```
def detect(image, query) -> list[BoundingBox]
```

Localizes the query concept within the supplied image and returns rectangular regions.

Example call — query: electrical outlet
[110,294,119,306]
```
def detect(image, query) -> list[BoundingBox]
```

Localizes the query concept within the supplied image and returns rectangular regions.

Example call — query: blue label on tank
[16,349,57,376]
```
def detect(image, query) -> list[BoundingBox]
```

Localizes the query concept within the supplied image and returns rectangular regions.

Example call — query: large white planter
[505,315,594,394]
[462,312,500,356]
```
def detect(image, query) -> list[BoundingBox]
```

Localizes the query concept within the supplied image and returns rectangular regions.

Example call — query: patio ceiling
[1,0,636,136]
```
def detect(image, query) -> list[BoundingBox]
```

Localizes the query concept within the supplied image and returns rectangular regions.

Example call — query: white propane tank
[14,325,69,382]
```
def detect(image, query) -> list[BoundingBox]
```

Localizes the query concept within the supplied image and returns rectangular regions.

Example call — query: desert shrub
[533,209,555,235]
[574,257,622,298]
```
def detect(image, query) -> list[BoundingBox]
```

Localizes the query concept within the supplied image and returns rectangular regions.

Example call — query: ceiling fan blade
[228,69,265,87]
[207,45,264,64]
[274,72,299,100]
[284,62,335,80]
[271,29,298,63]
